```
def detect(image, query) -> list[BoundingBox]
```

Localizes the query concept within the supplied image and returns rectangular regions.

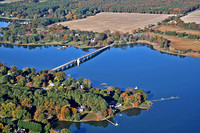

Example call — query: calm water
[1,22,200,133]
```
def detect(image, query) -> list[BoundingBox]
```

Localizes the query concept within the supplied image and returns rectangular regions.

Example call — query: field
[149,33,200,52]
[154,25,200,35]
[0,0,20,3]
[181,10,200,24]
[0,0,47,3]
[58,12,172,33]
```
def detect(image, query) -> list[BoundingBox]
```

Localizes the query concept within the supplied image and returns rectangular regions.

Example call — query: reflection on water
[0,43,185,59]
[53,108,142,130]
[123,108,142,117]
[54,118,111,129]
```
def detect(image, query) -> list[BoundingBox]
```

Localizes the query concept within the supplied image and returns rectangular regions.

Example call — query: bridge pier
[77,58,80,66]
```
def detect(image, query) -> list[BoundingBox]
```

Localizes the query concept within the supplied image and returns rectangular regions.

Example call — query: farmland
[154,25,200,35]
[181,10,200,24]
[58,12,172,33]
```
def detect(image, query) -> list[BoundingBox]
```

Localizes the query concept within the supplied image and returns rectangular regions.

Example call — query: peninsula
[0,62,152,132]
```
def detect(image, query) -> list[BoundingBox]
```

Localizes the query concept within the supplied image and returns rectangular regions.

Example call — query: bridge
[51,43,115,71]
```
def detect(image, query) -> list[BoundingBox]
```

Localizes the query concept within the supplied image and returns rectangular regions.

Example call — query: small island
[0,62,152,132]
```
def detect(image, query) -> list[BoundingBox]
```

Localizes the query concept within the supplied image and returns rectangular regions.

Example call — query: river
[0,21,200,133]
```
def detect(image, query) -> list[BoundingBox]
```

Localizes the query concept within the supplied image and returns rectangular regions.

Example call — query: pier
[51,43,114,71]
[106,119,119,127]
[151,96,180,102]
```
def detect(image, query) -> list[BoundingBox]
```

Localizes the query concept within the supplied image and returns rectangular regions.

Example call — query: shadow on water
[123,108,142,117]
[53,118,110,130]
[0,43,59,50]
[53,109,143,130]
[114,43,186,58]
[0,43,186,58]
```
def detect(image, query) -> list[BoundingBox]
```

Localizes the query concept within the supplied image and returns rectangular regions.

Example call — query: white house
[115,103,122,108]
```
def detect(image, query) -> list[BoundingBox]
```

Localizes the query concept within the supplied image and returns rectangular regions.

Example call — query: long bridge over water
[51,43,115,71]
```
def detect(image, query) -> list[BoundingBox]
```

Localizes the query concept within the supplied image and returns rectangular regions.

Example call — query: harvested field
[58,12,172,33]
[0,0,20,3]
[148,32,200,52]
[154,25,200,35]
[181,10,200,24]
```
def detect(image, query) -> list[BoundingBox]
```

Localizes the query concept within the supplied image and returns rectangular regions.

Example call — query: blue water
[0,22,200,133]
[0,21,9,36]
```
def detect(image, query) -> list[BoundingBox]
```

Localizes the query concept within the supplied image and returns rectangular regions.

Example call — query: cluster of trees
[17,120,42,132]
[150,29,200,40]
[119,89,149,107]
[0,0,199,22]
[148,35,170,49]
[0,62,151,127]
[161,16,200,31]
[0,24,113,46]
[0,23,153,47]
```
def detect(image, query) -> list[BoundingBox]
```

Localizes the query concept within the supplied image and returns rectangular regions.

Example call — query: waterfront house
[115,103,122,108]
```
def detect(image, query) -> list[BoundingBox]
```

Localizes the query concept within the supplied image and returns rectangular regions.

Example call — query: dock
[106,119,119,126]
[51,43,114,71]
[151,96,180,102]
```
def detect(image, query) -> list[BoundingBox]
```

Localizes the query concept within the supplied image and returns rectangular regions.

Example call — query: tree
[107,108,113,117]
[17,77,26,87]
[0,102,16,117]
[44,123,51,132]
[54,71,66,83]
[34,109,48,123]
[72,108,77,115]
[12,106,23,119]
[21,98,32,108]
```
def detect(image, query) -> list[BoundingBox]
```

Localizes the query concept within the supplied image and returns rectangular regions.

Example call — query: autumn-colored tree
[107,108,113,117]
[54,71,66,82]
[72,108,77,115]
[0,102,16,117]
[21,98,32,108]
[42,82,46,87]
[97,41,101,46]
[12,106,23,119]
[44,101,55,115]
[26,82,33,87]
[63,34,68,41]
[73,15,78,19]
[65,14,72,20]
[101,110,108,117]
[34,109,48,124]
[58,106,70,120]
[120,92,128,99]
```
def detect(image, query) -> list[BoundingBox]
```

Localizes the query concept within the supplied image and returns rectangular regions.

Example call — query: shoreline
[0,41,103,49]
[134,40,200,58]
[1,40,200,58]
[58,105,151,123]
[0,16,30,21]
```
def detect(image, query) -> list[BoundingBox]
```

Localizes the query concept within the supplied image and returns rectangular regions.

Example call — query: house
[89,38,95,43]
[115,103,121,108]
[75,34,80,37]
[109,104,114,108]
[77,105,85,113]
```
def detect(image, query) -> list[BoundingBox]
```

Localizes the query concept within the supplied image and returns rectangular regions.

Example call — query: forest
[0,22,171,50]
[0,0,200,23]
[0,62,151,132]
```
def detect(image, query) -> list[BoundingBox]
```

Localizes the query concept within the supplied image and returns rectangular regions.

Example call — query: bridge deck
[51,43,114,71]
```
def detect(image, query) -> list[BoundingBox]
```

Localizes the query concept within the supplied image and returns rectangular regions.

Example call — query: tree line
[160,16,200,31]
[0,0,199,23]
